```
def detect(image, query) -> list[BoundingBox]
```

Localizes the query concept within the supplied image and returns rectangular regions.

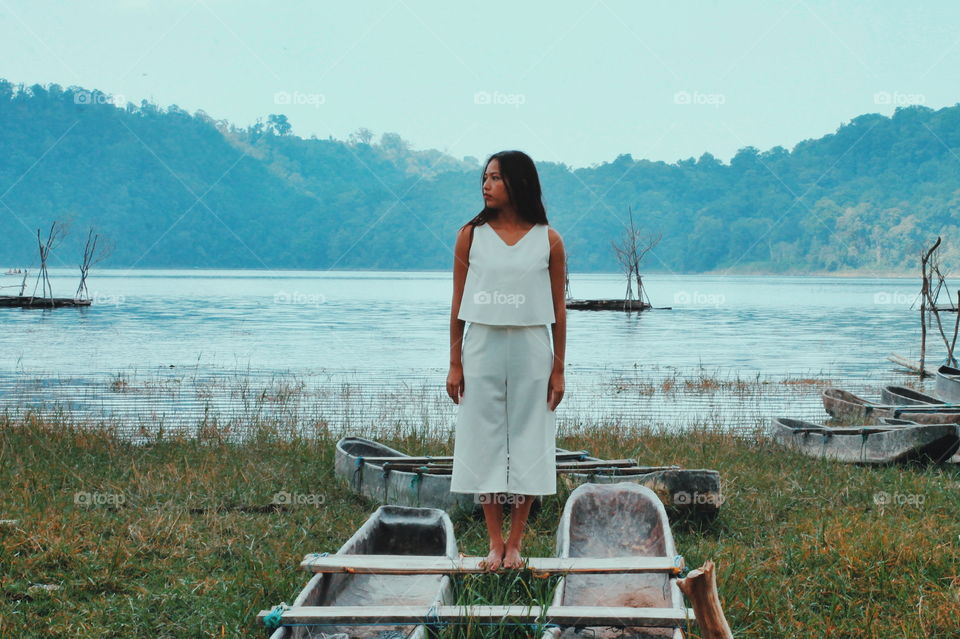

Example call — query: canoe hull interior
[879,385,948,406]
[546,483,684,639]
[270,505,458,639]
[561,469,722,519]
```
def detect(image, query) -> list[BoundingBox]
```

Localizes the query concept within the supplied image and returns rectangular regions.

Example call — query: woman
[446,150,567,571]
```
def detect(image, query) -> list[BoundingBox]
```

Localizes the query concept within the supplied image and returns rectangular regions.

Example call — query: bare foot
[479,542,504,571]
[502,543,523,569]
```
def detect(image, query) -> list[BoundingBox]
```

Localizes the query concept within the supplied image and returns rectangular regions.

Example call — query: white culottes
[450,322,557,495]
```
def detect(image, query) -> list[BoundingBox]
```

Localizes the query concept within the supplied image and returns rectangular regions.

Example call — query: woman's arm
[547,228,566,410]
[447,225,471,403]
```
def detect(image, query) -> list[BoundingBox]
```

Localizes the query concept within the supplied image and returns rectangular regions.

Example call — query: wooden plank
[381,462,447,473]
[258,604,696,627]
[555,459,637,469]
[377,464,676,475]
[564,465,679,474]
[789,427,898,435]
[359,450,591,465]
[299,554,684,575]
[883,406,960,412]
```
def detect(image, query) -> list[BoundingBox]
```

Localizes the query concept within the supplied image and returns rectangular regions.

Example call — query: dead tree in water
[75,228,111,301]
[31,222,67,303]
[919,237,959,372]
[611,207,660,307]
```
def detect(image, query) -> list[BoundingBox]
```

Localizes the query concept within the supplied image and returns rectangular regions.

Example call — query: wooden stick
[572,465,680,474]
[257,604,696,627]
[920,238,941,378]
[299,554,684,575]
[677,560,732,639]
[791,427,899,435]
[377,465,679,476]
[554,459,638,469]
[861,403,960,411]
[950,290,960,365]
[887,353,937,376]
[360,450,591,465]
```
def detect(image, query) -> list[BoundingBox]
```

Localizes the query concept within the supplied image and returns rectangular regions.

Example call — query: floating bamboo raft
[0,295,91,308]
[566,299,652,311]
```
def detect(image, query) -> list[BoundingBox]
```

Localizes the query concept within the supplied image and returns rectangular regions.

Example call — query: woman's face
[482,159,510,210]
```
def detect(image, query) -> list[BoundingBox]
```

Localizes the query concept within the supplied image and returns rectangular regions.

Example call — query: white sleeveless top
[457,222,556,326]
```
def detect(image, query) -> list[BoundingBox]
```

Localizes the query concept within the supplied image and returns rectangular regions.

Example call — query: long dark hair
[462,150,549,230]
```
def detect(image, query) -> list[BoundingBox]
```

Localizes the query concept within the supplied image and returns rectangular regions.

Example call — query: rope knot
[262,603,290,629]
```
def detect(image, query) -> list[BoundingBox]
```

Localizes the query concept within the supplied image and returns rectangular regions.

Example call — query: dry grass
[0,410,958,638]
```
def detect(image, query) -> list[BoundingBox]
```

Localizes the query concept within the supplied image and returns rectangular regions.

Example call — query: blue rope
[262,603,289,629]
[353,456,365,490]
[674,555,689,579]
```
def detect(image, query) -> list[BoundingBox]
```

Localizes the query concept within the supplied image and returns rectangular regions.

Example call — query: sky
[2,0,959,168]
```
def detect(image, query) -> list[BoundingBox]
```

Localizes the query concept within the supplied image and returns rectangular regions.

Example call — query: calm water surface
[0,269,936,437]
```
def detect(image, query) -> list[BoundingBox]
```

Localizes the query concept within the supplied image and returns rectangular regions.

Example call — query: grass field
[0,410,958,638]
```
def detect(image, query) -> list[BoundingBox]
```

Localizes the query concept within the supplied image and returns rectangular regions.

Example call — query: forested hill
[2,79,959,273]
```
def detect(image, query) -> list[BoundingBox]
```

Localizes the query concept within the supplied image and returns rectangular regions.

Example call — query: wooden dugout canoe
[543,483,687,639]
[935,365,960,403]
[771,417,960,464]
[335,437,601,513]
[336,437,722,518]
[878,387,960,458]
[267,505,458,639]
[821,388,960,424]
[879,385,951,406]
[335,437,478,513]
[557,448,723,519]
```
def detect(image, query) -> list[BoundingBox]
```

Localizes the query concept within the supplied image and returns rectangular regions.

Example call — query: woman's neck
[490,207,524,227]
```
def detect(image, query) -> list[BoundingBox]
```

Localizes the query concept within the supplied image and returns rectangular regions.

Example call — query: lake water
[0,268,942,438]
